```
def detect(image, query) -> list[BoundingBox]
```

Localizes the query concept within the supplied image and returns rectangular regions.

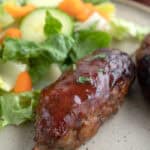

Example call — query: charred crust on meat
[34,49,135,150]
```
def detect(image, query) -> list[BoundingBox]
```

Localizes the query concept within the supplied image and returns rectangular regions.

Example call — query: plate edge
[114,0,150,13]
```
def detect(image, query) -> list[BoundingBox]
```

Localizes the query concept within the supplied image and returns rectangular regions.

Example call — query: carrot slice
[59,0,94,21]
[14,71,32,93]
[0,28,21,44]
[76,3,95,21]
[85,3,95,11]
[76,7,93,21]
[5,27,22,38]
[59,0,85,16]
[4,4,36,18]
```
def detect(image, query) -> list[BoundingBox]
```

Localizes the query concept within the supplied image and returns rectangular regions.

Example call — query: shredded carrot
[59,0,95,21]
[0,28,21,44]
[59,0,114,21]
[59,0,85,16]
[4,4,36,18]
[14,71,32,93]
[76,7,93,21]
[76,3,95,21]
[5,27,22,38]
[85,3,95,11]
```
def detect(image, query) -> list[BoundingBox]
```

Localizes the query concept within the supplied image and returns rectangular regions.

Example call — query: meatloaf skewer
[136,34,150,99]
[34,49,135,150]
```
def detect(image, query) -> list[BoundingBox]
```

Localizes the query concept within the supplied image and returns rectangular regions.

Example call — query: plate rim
[114,0,150,13]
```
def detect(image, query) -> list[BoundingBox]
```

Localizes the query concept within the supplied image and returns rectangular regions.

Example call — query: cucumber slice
[0,61,27,91]
[0,4,14,28]
[27,0,63,7]
[20,8,73,42]
[0,12,14,28]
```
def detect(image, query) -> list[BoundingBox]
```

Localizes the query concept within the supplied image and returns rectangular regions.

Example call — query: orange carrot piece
[0,28,21,44]
[59,0,111,21]
[59,0,85,16]
[76,8,93,21]
[85,3,95,11]
[59,0,95,21]
[14,71,32,93]
[5,27,22,38]
[76,4,95,21]
[4,4,36,18]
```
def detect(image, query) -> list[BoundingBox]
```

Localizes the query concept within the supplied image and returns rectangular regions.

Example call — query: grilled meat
[34,49,135,150]
[136,34,150,99]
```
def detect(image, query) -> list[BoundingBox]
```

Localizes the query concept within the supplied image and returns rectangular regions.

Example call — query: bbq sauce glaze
[35,50,135,145]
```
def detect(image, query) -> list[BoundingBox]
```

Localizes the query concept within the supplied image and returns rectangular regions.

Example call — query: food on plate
[0,0,148,129]
[4,3,36,18]
[136,34,150,99]
[20,8,74,42]
[34,49,135,150]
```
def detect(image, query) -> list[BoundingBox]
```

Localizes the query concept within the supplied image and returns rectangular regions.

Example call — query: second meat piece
[136,34,150,99]
[34,49,135,150]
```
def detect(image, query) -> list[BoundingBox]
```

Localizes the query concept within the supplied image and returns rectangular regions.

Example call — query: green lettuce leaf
[2,38,38,63]
[0,91,40,128]
[110,18,150,40]
[70,30,111,61]
[2,35,74,84]
[2,35,74,63]
[44,11,62,36]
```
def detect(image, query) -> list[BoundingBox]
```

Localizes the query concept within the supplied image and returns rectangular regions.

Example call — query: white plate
[0,1,150,150]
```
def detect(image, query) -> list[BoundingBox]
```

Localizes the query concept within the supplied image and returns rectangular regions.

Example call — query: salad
[0,0,149,128]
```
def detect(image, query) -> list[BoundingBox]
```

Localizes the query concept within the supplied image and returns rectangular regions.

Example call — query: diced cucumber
[27,0,63,7]
[0,4,14,28]
[20,8,73,42]
[0,12,14,28]
[0,61,27,91]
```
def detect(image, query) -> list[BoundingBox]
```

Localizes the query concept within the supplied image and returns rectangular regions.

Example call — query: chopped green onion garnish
[91,53,107,60]
[98,68,105,74]
[77,76,91,84]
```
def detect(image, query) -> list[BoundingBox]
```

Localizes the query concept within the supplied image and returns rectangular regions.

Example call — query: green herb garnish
[89,53,107,61]
[77,76,91,84]
[98,68,105,74]
[92,53,107,60]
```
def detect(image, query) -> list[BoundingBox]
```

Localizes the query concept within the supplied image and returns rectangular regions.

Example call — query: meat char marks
[34,49,135,150]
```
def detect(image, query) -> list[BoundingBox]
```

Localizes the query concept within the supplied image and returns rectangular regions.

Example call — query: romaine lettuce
[70,30,111,61]
[1,34,74,84]
[0,91,39,128]
[110,18,150,40]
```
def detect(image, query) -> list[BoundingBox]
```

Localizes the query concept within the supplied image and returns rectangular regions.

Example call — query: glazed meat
[34,49,135,150]
[136,34,150,99]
